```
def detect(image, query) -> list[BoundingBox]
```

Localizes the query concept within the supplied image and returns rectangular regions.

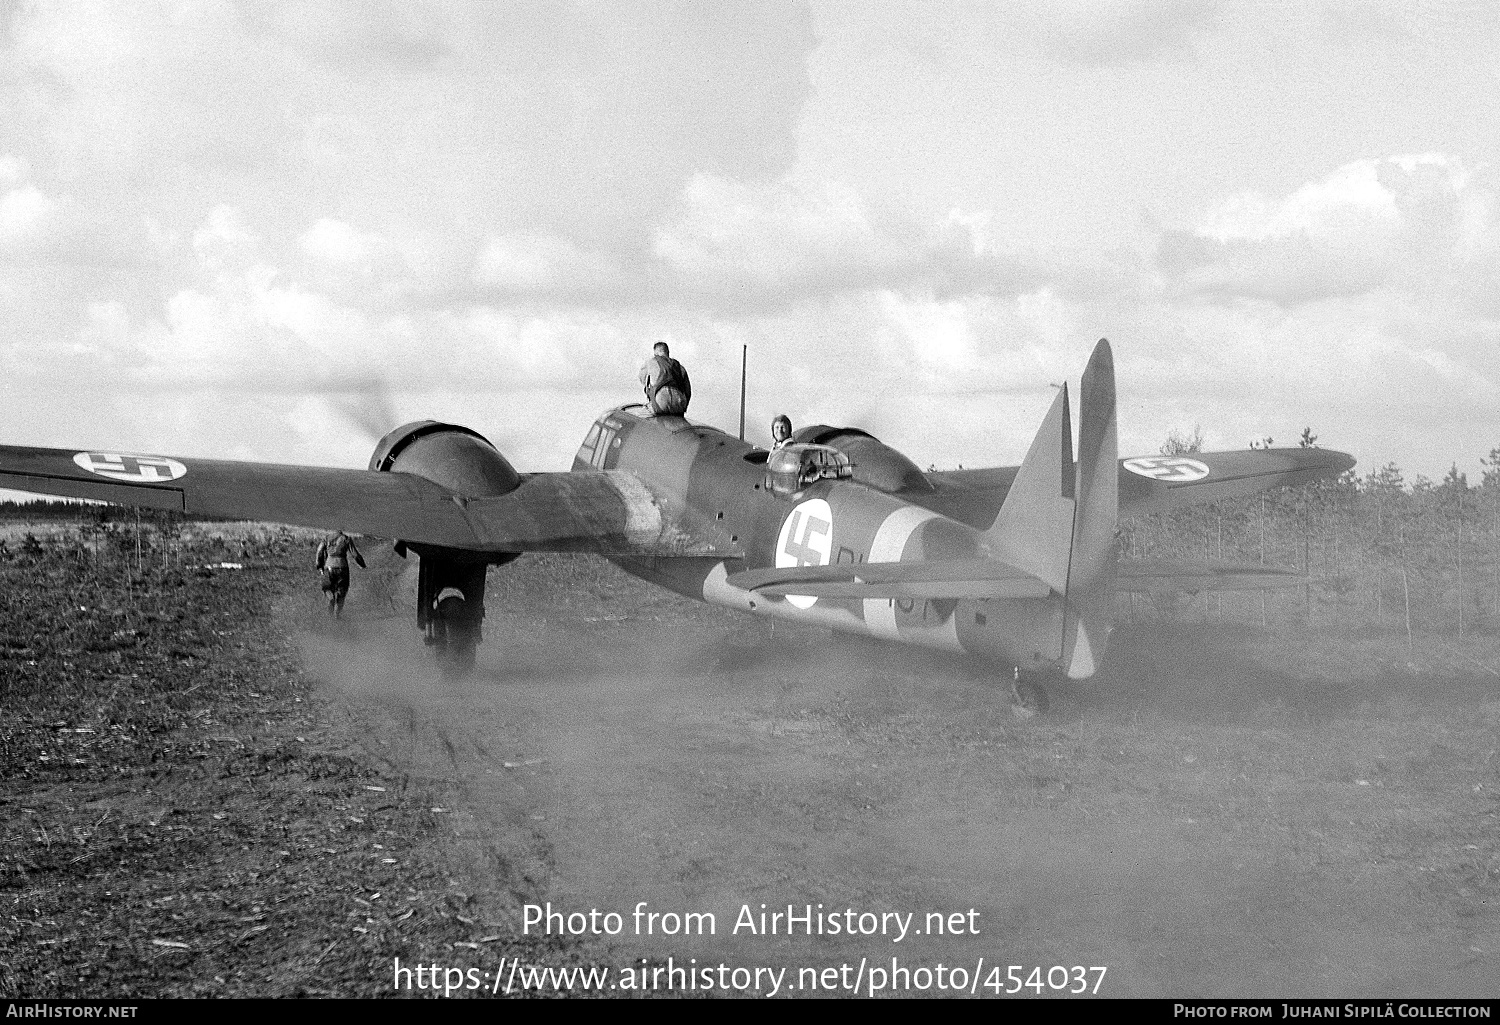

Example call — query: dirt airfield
[310,545,1500,998]
[5,524,1500,998]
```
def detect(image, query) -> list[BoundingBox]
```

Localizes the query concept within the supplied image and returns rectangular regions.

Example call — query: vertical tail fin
[982,339,1118,679]
[985,383,1076,596]
[1062,339,1118,678]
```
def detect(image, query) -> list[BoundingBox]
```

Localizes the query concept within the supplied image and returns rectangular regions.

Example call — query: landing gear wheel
[1010,678,1050,718]
[434,594,479,678]
[441,629,476,678]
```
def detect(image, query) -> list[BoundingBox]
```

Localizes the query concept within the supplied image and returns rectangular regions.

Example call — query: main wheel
[434,594,478,678]
[441,630,476,677]
[1010,678,1050,716]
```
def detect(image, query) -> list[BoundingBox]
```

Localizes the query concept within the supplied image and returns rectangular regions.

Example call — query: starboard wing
[0,445,741,557]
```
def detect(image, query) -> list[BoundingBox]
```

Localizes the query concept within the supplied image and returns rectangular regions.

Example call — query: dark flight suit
[638,354,691,416]
[315,531,365,616]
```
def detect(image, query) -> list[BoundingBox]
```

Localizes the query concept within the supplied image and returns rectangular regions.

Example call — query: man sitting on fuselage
[638,341,691,417]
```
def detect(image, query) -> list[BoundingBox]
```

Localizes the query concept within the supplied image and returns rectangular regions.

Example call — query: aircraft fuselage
[572,405,1069,675]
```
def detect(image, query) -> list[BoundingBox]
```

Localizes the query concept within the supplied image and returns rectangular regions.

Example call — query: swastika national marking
[72,452,188,483]
[775,498,834,610]
[1122,456,1210,482]
[782,511,831,567]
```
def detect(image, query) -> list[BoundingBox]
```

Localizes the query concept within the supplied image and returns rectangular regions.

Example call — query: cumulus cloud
[471,233,629,302]
[1157,154,1499,310]
[2,0,817,256]
[24,204,656,401]
[0,4,1494,483]
[0,184,58,242]
[454,174,1045,314]
[0,160,144,267]
[0,1,820,467]
[650,175,949,304]
[297,217,422,299]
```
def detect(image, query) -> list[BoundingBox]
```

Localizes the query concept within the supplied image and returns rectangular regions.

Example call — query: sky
[2,0,1498,498]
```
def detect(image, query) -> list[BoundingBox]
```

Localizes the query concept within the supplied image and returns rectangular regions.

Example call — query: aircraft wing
[0,445,741,557]
[725,559,1053,600]
[1114,558,1307,593]
[923,447,1354,527]
[1113,447,1354,517]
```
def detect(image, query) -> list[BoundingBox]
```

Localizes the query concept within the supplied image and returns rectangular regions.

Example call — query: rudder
[1061,339,1118,678]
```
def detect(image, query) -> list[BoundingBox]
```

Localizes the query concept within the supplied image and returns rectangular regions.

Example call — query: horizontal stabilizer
[726,559,1053,600]
[1117,447,1355,517]
[1115,558,1306,593]
[922,445,1355,526]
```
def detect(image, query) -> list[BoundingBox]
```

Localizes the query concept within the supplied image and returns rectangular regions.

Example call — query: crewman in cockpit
[770,414,793,450]
[638,341,691,417]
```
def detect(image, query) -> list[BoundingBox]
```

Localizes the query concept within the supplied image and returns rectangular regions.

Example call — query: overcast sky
[2,0,1497,494]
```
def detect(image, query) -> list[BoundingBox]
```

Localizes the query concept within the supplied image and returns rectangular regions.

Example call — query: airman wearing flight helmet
[771,414,793,450]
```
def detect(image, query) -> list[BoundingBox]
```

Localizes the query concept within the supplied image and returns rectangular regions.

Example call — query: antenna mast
[738,344,747,441]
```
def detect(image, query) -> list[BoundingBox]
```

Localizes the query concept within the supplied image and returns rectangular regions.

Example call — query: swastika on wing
[72,452,188,483]
[1122,456,1210,482]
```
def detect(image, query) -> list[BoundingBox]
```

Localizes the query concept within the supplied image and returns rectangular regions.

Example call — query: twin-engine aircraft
[0,340,1352,708]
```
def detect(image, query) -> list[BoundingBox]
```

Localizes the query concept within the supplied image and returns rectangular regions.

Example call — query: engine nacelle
[790,425,934,494]
[370,421,519,671]
[368,420,521,498]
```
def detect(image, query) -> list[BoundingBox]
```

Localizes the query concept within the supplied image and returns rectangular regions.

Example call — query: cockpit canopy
[790,426,933,494]
[765,443,853,498]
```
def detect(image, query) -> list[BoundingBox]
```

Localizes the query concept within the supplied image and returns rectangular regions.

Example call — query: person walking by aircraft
[315,530,366,617]
[770,414,794,450]
[638,341,691,417]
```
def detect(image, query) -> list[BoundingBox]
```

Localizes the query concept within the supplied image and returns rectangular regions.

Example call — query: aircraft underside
[618,547,1072,666]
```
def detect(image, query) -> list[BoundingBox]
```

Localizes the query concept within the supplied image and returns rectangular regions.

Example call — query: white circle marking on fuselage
[775,498,834,610]
[862,506,939,639]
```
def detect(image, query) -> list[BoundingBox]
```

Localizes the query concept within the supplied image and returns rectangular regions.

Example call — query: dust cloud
[283,550,1500,997]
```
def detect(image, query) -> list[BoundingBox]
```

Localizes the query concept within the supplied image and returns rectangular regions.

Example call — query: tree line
[1123,428,1500,639]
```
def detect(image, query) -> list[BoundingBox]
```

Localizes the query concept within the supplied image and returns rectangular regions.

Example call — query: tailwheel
[1010,668,1050,718]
